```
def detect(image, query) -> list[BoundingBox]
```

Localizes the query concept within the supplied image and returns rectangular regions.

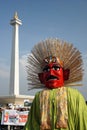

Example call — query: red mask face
[38,63,64,89]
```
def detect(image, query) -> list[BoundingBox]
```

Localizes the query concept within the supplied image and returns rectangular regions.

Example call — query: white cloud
[19,54,28,67]
[19,53,40,96]
[19,54,30,95]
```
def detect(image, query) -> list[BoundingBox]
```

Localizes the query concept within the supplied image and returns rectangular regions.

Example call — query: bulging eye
[52,66,60,70]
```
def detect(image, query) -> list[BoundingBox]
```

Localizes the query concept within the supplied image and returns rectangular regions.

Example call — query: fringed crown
[27,38,83,89]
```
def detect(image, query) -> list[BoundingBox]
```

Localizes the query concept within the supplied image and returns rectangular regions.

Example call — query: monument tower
[9,12,22,96]
[0,12,34,105]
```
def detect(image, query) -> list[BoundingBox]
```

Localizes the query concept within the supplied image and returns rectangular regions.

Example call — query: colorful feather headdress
[27,38,83,89]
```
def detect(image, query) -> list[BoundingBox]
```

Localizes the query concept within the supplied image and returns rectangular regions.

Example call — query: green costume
[24,87,87,130]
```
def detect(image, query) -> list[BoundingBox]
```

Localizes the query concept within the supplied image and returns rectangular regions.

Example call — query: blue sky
[0,0,87,99]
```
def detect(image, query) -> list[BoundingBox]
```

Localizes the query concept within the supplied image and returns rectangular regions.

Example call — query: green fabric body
[24,87,87,130]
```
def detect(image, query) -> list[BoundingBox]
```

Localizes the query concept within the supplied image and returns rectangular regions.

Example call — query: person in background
[24,38,87,130]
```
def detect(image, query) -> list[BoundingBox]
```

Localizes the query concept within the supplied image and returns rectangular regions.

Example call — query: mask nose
[48,69,54,75]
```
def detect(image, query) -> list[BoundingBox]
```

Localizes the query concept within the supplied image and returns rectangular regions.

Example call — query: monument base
[0,95,34,106]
